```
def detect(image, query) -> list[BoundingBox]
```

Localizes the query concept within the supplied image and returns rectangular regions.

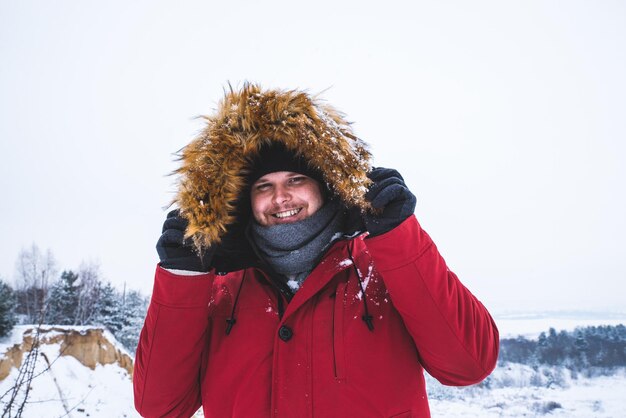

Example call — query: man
[133,84,499,418]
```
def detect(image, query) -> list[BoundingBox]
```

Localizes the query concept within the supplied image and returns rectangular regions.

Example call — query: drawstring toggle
[225,318,237,335]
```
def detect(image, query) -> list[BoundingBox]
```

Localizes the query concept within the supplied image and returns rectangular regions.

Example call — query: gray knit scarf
[250,200,344,288]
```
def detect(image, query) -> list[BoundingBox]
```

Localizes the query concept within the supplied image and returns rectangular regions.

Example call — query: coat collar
[277,235,370,321]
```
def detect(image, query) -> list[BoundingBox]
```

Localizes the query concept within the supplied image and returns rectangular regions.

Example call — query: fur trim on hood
[174,83,372,250]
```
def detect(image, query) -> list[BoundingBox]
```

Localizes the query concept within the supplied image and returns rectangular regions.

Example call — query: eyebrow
[255,173,306,184]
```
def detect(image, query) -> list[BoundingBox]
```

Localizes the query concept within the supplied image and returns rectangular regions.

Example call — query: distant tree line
[0,244,148,352]
[499,325,626,375]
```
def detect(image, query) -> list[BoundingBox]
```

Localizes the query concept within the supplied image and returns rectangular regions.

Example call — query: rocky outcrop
[0,344,23,381]
[0,327,133,381]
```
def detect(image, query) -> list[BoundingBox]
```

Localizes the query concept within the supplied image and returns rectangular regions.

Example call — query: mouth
[272,208,302,219]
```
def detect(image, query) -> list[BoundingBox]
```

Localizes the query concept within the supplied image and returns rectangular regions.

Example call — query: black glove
[156,210,215,272]
[363,167,417,237]
[213,231,256,274]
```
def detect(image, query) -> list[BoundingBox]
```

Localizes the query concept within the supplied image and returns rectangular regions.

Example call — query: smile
[272,208,302,219]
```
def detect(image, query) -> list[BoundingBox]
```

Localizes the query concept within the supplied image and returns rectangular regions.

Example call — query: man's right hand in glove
[156,209,215,272]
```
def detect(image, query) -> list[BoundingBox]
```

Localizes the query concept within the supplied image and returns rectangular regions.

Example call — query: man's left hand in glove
[363,167,417,237]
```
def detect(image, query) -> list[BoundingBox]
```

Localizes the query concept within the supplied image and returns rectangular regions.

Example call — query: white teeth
[274,208,301,218]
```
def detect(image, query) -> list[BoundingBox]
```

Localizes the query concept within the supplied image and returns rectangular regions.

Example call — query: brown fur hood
[174,84,372,250]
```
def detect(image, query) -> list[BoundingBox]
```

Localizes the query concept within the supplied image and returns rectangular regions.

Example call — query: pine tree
[573,329,589,371]
[116,289,149,351]
[0,280,17,337]
[46,270,80,325]
[95,282,124,334]
[74,262,102,325]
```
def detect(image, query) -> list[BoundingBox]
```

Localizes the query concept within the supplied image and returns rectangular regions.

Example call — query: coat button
[278,325,293,342]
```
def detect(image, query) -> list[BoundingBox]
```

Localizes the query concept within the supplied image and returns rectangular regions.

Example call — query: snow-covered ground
[429,372,626,417]
[2,314,625,417]
[1,354,139,417]
[442,312,626,417]
[427,362,626,418]
[0,326,138,418]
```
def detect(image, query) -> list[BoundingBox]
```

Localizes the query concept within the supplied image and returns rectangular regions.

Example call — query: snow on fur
[174,83,372,251]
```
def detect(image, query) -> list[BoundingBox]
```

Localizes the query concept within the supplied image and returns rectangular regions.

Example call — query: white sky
[1,0,624,314]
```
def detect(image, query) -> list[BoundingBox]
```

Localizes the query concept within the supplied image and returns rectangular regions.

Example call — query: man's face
[250,171,324,226]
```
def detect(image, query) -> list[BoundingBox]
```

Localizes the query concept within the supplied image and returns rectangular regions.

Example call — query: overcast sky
[1,0,624,315]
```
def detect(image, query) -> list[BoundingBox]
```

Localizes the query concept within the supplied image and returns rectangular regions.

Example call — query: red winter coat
[133,216,499,417]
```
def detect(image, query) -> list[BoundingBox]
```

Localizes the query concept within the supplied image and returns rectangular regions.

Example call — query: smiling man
[133,84,499,418]
[251,172,324,226]
[247,144,326,227]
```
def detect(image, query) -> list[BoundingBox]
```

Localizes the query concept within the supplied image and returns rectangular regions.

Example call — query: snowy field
[2,315,625,417]
[0,355,139,418]
[429,374,626,417]
[427,312,626,417]
[427,368,626,417]
[0,326,138,418]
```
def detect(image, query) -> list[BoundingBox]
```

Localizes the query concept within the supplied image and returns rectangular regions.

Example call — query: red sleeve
[133,266,214,417]
[365,215,499,386]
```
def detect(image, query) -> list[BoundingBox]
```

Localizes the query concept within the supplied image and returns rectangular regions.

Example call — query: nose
[272,184,291,205]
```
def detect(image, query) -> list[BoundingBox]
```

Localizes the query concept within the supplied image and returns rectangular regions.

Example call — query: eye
[254,182,272,192]
[288,176,306,184]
